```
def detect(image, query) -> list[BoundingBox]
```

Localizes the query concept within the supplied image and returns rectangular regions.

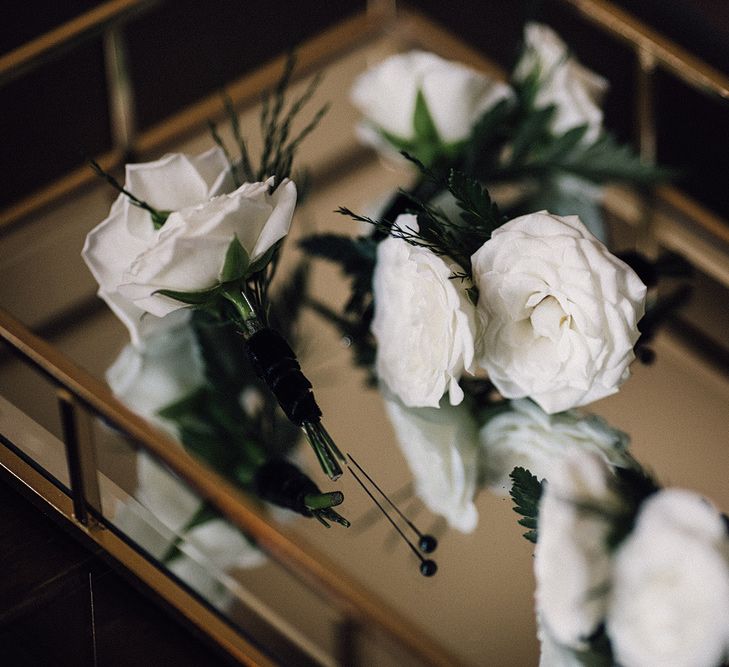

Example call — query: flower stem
[302,422,344,481]
[304,491,344,510]
[222,286,263,338]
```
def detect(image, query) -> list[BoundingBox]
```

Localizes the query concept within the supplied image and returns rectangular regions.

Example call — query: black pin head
[418,534,438,554]
[420,559,438,577]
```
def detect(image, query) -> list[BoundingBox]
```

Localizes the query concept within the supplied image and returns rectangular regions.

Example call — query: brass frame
[0,305,461,665]
[1,1,728,664]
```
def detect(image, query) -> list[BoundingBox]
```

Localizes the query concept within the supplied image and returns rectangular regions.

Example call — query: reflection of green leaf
[155,286,220,306]
[558,132,675,184]
[413,89,440,144]
[220,235,250,283]
[510,467,543,543]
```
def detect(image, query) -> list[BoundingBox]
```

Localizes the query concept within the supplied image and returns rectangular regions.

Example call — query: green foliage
[155,285,221,306]
[256,53,329,185]
[209,53,329,189]
[267,259,311,342]
[569,625,615,666]
[447,169,504,239]
[605,465,660,550]
[558,132,675,184]
[299,233,378,377]
[337,165,504,279]
[510,467,543,544]
[378,91,465,167]
[299,233,376,314]
[220,236,250,283]
[413,89,439,144]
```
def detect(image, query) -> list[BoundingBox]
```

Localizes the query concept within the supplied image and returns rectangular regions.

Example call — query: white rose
[535,453,623,649]
[372,214,478,407]
[83,148,234,346]
[607,489,729,667]
[106,323,206,433]
[480,398,631,495]
[383,392,479,533]
[351,50,512,148]
[471,211,646,414]
[118,177,297,319]
[515,22,608,144]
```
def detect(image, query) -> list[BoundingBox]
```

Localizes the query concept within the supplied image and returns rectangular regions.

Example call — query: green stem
[221,286,262,338]
[304,491,344,511]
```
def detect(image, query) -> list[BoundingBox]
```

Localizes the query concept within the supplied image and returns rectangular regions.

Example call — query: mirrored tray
[1,4,728,665]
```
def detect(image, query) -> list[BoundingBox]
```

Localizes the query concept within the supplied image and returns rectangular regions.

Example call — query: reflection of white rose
[607,489,729,667]
[383,392,479,533]
[178,519,266,572]
[83,148,234,346]
[372,215,478,407]
[535,453,622,649]
[538,616,585,667]
[106,323,205,433]
[118,177,297,319]
[471,211,646,414]
[515,22,608,144]
[480,398,631,495]
[351,50,512,146]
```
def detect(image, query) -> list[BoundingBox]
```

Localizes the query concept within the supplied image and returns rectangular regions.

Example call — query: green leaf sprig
[509,467,543,544]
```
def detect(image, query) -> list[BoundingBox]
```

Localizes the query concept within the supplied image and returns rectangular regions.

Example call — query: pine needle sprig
[89,160,169,229]
[209,52,328,192]
[223,94,255,183]
[207,119,241,188]
[337,168,504,279]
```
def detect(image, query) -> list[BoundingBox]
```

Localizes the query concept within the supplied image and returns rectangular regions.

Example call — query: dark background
[1,0,728,218]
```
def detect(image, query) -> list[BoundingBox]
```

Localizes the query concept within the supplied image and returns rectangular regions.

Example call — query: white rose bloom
[351,50,513,146]
[480,398,631,495]
[607,489,729,667]
[83,148,234,346]
[535,453,622,649]
[383,392,479,533]
[118,177,296,319]
[106,323,205,433]
[515,22,608,144]
[471,211,646,414]
[372,214,479,407]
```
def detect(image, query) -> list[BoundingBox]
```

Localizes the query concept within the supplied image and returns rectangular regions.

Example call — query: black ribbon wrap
[244,327,322,427]
[253,460,319,517]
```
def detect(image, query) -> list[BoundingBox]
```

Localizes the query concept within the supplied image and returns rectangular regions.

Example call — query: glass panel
[94,430,343,664]
[2,8,729,665]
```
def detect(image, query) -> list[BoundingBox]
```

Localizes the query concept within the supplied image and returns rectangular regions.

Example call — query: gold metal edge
[0,0,158,86]
[0,444,272,667]
[0,307,461,667]
[397,10,729,272]
[560,0,729,99]
[3,3,729,261]
[0,9,385,233]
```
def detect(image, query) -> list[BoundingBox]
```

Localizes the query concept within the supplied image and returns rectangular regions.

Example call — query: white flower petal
[383,392,479,533]
[472,211,645,413]
[351,50,513,146]
[372,215,479,407]
[607,489,729,667]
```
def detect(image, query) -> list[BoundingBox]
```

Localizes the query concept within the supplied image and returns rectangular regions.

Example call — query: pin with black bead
[347,453,438,554]
[346,461,438,577]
